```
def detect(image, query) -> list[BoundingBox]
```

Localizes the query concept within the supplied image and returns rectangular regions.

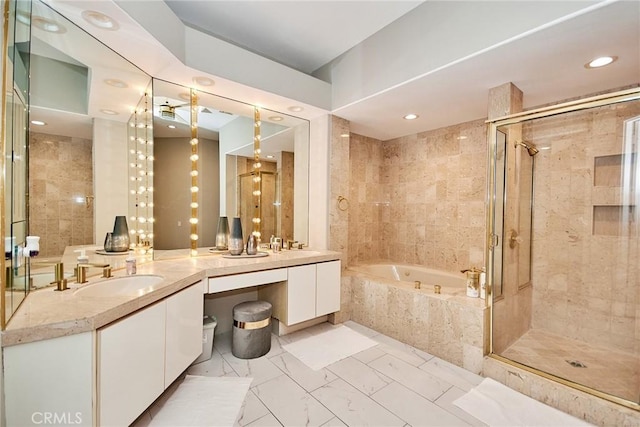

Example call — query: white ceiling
[163,0,424,74]
[33,0,640,142]
[161,0,639,140]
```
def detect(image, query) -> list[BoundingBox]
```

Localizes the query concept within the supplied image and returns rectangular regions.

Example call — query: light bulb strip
[253,107,261,239]
[190,88,199,256]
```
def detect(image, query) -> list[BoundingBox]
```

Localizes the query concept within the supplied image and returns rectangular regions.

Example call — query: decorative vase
[228,217,244,255]
[104,232,114,252]
[215,216,230,250]
[110,216,130,252]
[246,234,258,255]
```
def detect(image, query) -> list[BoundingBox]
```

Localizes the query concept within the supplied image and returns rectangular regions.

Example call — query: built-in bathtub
[344,262,487,373]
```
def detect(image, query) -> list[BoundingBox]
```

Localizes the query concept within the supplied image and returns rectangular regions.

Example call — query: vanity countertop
[3,249,341,347]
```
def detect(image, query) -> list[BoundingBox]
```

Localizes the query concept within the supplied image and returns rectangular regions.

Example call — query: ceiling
[163,1,424,75]
[33,0,640,142]
[162,0,639,141]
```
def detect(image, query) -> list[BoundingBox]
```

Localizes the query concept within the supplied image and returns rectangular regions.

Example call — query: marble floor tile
[343,320,381,338]
[352,345,387,364]
[321,417,347,426]
[327,356,393,395]
[245,413,283,427]
[235,390,270,427]
[434,386,487,427]
[311,379,405,427]
[222,351,284,387]
[187,349,237,377]
[373,333,435,366]
[419,357,483,392]
[139,321,586,427]
[371,381,471,426]
[369,354,453,401]
[269,351,337,392]
[252,374,334,427]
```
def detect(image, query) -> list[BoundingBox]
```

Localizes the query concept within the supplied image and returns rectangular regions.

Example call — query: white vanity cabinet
[98,282,203,426]
[261,260,341,326]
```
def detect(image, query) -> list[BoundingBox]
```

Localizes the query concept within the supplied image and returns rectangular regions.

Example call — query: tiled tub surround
[347,119,487,271]
[345,265,487,374]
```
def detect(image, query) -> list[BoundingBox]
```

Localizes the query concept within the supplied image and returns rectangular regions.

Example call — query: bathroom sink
[74,275,165,298]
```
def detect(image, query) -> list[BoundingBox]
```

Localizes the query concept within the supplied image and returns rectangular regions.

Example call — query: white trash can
[192,315,217,365]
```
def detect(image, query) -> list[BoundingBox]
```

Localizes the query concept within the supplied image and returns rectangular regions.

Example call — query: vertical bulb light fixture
[252,107,261,240]
[189,88,199,256]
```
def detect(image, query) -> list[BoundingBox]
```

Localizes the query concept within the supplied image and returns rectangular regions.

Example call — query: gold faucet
[31,261,68,291]
[75,263,112,284]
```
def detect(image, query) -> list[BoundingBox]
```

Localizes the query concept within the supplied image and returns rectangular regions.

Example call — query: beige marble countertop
[3,249,341,347]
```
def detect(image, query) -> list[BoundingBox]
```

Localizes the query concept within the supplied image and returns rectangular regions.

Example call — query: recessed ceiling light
[104,78,128,88]
[81,10,119,31]
[456,135,468,140]
[403,113,419,120]
[31,120,46,126]
[193,76,214,86]
[269,116,283,122]
[266,155,275,159]
[585,56,618,69]
[100,109,119,115]
[178,92,191,101]
[168,125,176,129]
[340,133,350,138]
[288,106,304,112]
[32,16,66,33]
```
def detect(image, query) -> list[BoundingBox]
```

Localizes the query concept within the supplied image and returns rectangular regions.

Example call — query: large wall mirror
[2,0,311,326]
[152,79,310,256]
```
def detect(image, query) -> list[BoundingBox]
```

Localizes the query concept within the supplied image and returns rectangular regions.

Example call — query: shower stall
[487,88,640,409]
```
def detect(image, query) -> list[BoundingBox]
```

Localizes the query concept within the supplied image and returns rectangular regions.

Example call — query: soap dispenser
[75,249,89,264]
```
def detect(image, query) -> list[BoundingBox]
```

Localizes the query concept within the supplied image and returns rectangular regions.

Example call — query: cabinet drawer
[208,268,287,293]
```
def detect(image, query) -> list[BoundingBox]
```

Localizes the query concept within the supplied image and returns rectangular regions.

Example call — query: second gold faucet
[76,263,112,284]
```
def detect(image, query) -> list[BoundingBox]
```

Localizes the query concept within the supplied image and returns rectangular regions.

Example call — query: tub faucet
[76,263,112,284]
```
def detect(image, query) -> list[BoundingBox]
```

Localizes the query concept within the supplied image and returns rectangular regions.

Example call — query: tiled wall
[347,119,487,273]
[526,100,640,355]
[29,132,93,258]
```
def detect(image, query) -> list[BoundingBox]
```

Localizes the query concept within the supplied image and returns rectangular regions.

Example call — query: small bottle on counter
[126,256,137,275]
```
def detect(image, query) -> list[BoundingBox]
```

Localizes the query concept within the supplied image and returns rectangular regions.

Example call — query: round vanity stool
[232,300,272,359]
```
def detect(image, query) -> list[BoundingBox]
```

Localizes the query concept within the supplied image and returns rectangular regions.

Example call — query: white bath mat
[282,325,378,370]
[149,375,252,426]
[453,378,593,426]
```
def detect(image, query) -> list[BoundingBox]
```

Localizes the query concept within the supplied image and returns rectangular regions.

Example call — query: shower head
[515,140,539,156]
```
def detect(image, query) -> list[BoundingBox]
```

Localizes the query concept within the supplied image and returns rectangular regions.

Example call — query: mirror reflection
[152,80,310,256]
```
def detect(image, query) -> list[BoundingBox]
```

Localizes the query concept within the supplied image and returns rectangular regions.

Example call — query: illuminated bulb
[138,229,144,234]
[253,231,261,238]
[129,149,135,154]
[255,148,261,154]
[190,235,198,241]
[140,233,147,239]
[148,217,155,223]
[147,187,154,192]
[139,217,147,223]
[149,203,154,208]
[190,170,198,177]
[189,218,198,224]
[253,190,261,196]
[148,233,154,238]
[130,176,136,181]
[138,186,146,192]
[140,202,146,208]
[190,249,198,256]
[138,154,145,160]
[190,202,199,208]
[253,176,261,183]
[254,162,261,168]
[130,163,136,168]
[190,138,198,145]
[148,156,154,161]
[130,190,136,195]
[190,154,199,161]
[148,171,154,176]
[139,170,146,176]
[191,186,199,193]
[130,216,137,222]
[252,218,261,224]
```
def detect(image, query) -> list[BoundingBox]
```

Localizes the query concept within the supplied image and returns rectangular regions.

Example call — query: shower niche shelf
[592,205,637,236]
[593,153,636,187]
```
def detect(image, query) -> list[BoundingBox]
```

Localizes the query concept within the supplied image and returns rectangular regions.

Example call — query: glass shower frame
[486,87,640,411]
